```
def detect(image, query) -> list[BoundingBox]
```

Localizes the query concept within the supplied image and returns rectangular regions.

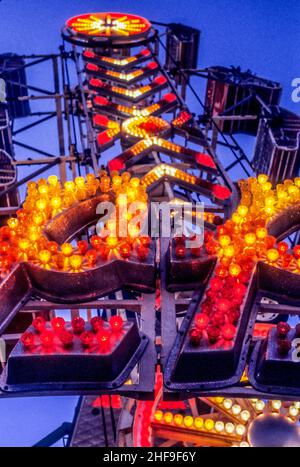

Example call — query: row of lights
[21,315,124,350]
[153,410,246,437]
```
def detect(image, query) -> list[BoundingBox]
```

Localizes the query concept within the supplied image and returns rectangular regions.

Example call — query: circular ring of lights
[62,12,156,48]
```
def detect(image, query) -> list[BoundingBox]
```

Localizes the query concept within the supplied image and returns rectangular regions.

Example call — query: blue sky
[0,0,299,446]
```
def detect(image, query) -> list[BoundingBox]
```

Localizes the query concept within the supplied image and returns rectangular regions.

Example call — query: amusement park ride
[0,11,300,447]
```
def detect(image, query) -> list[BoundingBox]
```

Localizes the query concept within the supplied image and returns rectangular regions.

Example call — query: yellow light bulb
[61,243,73,257]
[65,181,75,192]
[261,181,272,192]
[194,417,204,429]
[48,175,58,187]
[163,412,173,424]
[266,249,279,262]
[204,419,214,431]
[36,199,47,211]
[173,414,183,426]
[183,416,194,428]
[38,185,49,196]
[154,410,163,422]
[32,212,44,226]
[7,218,18,229]
[215,397,224,404]
[258,174,268,185]
[223,245,235,258]
[69,255,83,271]
[229,263,241,277]
[244,233,256,246]
[256,227,267,239]
[130,177,140,188]
[232,213,242,225]
[237,205,249,217]
[50,197,62,209]
[219,235,231,247]
[39,250,51,265]
[18,238,30,251]
[106,236,118,248]
[75,176,85,188]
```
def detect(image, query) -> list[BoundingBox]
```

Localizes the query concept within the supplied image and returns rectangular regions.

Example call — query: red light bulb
[90,235,103,251]
[221,324,236,341]
[210,277,223,292]
[175,245,186,259]
[266,235,276,249]
[97,328,111,346]
[77,240,88,255]
[215,298,231,313]
[234,283,247,300]
[293,245,300,259]
[277,241,288,255]
[194,313,209,330]
[40,330,54,348]
[140,236,151,247]
[32,316,46,333]
[51,317,66,333]
[207,325,220,344]
[277,322,290,339]
[90,316,104,332]
[58,330,73,347]
[72,317,85,334]
[137,245,149,261]
[109,315,124,332]
[80,331,94,347]
[85,249,97,266]
[21,332,35,348]
[211,312,225,326]
[189,327,202,346]
[120,243,131,259]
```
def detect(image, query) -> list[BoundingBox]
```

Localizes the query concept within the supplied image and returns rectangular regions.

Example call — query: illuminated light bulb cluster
[153,410,245,438]
[83,48,151,67]
[141,163,196,187]
[66,13,151,38]
[0,172,151,276]
[87,61,158,83]
[172,110,193,127]
[209,398,251,423]
[189,175,300,347]
[122,116,171,140]
[21,315,124,350]
[141,164,231,202]
[90,76,166,100]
